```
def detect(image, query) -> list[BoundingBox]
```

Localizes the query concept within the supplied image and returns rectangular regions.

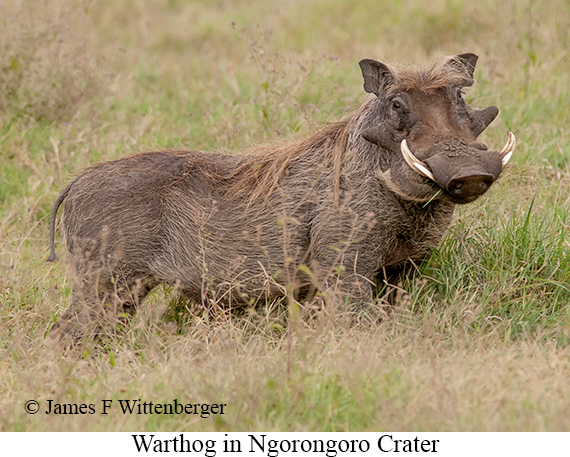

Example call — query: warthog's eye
[457,89,464,101]
[391,98,405,113]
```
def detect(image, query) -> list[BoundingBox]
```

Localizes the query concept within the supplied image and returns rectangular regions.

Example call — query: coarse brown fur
[48,53,511,345]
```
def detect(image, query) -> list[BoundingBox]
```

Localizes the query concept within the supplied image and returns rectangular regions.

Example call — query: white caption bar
[1,432,566,456]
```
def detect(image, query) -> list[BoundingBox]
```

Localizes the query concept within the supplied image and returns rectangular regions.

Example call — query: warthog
[48,53,515,342]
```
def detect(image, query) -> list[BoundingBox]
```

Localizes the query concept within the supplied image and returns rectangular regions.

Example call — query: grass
[1,0,569,431]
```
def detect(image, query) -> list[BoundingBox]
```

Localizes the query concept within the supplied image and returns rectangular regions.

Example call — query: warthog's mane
[222,120,350,205]
[385,55,475,95]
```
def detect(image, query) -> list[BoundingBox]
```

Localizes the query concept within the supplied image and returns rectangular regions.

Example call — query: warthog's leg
[50,273,158,348]
[50,291,113,347]
[309,247,384,323]
[309,211,384,322]
[323,273,385,322]
[376,255,428,307]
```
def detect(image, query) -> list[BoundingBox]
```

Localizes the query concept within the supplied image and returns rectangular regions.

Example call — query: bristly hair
[386,55,474,95]
[222,120,350,206]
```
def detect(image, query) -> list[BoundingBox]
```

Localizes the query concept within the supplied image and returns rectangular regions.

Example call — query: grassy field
[1,0,569,432]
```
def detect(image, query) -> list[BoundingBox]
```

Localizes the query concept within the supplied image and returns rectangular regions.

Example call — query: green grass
[1,0,570,432]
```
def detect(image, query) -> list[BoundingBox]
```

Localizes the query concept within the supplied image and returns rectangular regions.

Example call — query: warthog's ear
[456,53,478,77]
[359,59,394,97]
[448,53,478,86]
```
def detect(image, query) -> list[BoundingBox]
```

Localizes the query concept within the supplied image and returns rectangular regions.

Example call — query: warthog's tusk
[500,132,516,166]
[400,139,436,181]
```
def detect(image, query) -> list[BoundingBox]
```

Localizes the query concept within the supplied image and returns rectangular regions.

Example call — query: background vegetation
[1,0,569,431]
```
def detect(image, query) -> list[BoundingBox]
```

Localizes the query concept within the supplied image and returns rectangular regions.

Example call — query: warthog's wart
[48,53,515,343]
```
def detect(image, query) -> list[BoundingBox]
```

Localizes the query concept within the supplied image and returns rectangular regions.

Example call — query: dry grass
[4,312,570,431]
[1,0,569,431]
[0,2,103,122]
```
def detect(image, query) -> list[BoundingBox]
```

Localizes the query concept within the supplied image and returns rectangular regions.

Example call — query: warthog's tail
[47,180,74,262]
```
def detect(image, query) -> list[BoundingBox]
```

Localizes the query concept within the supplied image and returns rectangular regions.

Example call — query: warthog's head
[359,53,515,204]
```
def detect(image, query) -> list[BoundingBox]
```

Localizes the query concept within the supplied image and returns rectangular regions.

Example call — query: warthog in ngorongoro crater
[48,53,515,343]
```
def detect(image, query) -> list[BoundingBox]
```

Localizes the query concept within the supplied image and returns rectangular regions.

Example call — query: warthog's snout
[423,150,503,203]
[445,171,495,201]
[401,132,516,203]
